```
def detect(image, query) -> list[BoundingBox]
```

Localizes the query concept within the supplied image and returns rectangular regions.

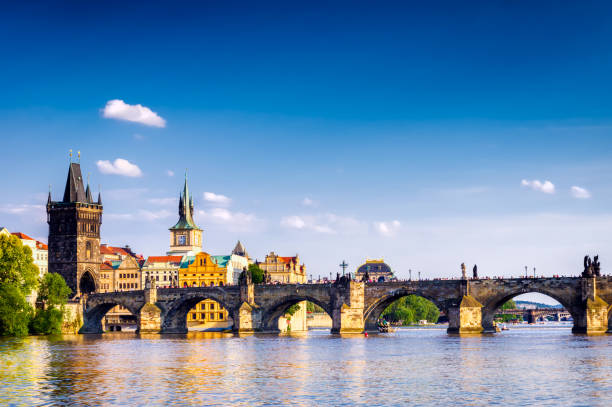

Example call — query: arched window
[210,282,214,287]
[183,282,187,288]
[201,282,206,287]
[219,281,224,286]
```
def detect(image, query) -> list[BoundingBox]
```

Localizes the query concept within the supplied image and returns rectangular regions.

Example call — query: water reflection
[1,326,612,406]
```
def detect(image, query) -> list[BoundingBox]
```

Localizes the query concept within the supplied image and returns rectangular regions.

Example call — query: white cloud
[133,133,144,141]
[571,186,591,199]
[280,213,365,235]
[102,99,166,127]
[166,170,174,177]
[0,204,44,215]
[302,197,317,207]
[281,216,306,229]
[97,158,143,177]
[147,198,176,206]
[105,209,173,222]
[374,220,401,237]
[521,179,555,194]
[196,208,260,232]
[203,192,231,205]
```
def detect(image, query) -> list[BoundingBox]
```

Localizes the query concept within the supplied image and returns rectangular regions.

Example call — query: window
[210,282,214,287]
[200,313,205,319]
[209,313,215,320]
[219,281,224,286]
[210,303,215,310]
[218,313,223,320]
[178,235,186,245]
[183,282,187,288]
[191,313,196,319]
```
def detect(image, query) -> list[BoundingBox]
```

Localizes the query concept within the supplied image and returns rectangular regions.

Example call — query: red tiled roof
[100,262,114,270]
[11,232,34,240]
[278,256,297,263]
[100,246,115,255]
[147,256,183,264]
[36,241,48,250]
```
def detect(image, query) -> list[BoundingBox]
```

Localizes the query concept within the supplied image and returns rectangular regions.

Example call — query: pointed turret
[85,184,93,203]
[170,172,199,230]
[97,192,102,205]
[62,163,87,203]
[47,186,52,206]
[232,240,248,258]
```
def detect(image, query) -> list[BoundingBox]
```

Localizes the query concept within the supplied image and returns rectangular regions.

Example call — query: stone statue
[239,267,252,285]
[144,273,152,290]
[582,255,597,277]
[473,264,478,280]
[593,255,601,277]
[362,270,370,283]
[461,263,467,280]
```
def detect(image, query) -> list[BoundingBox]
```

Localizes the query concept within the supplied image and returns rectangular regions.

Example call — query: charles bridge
[80,275,612,335]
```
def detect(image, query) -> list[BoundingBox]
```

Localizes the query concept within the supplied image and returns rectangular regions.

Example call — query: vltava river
[1,325,611,406]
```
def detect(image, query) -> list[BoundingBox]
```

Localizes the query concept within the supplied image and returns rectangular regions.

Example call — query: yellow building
[179,252,230,327]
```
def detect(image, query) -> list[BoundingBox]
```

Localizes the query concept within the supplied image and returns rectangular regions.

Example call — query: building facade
[179,252,231,330]
[141,255,182,289]
[355,259,395,282]
[168,174,202,256]
[257,252,307,283]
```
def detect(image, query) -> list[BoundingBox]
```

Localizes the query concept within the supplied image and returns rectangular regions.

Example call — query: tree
[0,235,39,336]
[285,303,300,317]
[30,273,71,335]
[37,273,71,310]
[501,299,517,310]
[248,264,264,284]
[381,295,440,325]
[0,283,32,336]
[0,235,39,295]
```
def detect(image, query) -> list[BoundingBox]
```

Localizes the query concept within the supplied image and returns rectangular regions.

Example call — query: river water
[1,324,611,406]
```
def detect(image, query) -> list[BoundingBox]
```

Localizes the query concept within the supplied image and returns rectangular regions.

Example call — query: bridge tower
[47,160,102,296]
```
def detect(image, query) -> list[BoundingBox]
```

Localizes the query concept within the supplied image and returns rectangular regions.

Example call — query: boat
[377,320,394,333]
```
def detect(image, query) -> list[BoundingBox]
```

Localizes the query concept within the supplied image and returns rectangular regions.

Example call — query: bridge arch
[260,295,334,332]
[81,295,143,333]
[363,288,446,331]
[480,289,579,331]
[160,290,237,333]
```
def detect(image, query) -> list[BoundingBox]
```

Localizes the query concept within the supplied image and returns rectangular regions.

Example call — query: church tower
[168,173,202,256]
[47,160,102,296]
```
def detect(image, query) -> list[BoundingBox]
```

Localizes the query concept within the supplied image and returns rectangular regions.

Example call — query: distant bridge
[497,308,572,323]
[80,276,612,335]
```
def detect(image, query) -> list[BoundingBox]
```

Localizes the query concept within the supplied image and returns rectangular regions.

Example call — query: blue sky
[1,2,612,302]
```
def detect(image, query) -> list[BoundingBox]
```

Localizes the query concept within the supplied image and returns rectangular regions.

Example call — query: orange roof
[147,256,183,264]
[100,262,114,270]
[11,232,34,240]
[36,241,48,250]
[100,246,115,255]
[278,256,297,263]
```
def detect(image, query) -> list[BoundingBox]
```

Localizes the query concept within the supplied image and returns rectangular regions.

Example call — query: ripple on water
[0,326,611,406]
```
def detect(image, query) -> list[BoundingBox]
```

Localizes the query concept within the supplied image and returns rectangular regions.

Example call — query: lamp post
[533,267,536,279]
[524,265,528,278]
[418,271,421,281]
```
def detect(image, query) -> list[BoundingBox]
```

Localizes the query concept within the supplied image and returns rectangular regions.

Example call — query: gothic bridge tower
[47,160,102,296]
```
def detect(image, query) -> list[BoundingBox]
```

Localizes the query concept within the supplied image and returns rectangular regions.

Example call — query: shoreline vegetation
[0,235,70,337]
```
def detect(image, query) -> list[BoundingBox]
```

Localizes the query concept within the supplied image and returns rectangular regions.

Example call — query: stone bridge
[80,276,612,335]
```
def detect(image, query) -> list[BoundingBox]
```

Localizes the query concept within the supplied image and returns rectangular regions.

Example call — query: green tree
[0,235,39,295]
[29,273,71,335]
[381,295,440,325]
[306,301,324,313]
[285,303,300,317]
[0,235,40,336]
[0,283,32,336]
[37,273,71,310]
[501,299,517,310]
[248,264,264,284]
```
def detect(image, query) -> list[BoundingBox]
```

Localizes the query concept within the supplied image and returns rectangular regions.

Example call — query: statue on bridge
[239,267,252,285]
[361,270,370,283]
[473,264,478,280]
[461,263,467,280]
[583,255,601,277]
